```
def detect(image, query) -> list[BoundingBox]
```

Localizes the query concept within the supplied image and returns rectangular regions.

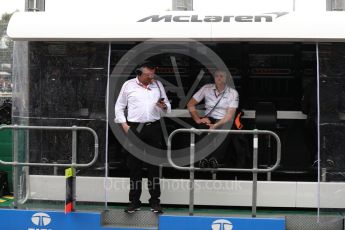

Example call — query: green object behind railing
[0,128,12,191]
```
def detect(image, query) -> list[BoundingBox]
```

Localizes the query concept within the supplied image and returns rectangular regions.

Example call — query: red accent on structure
[65,202,73,213]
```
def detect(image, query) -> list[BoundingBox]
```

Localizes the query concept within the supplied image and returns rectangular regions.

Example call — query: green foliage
[0,12,14,63]
[0,13,13,36]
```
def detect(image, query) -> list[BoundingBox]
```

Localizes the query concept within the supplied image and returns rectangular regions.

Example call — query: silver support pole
[18,129,30,204]
[316,43,321,220]
[321,168,327,182]
[159,165,163,179]
[104,42,111,210]
[212,171,217,180]
[252,130,258,217]
[267,135,272,181]
[189,132,195,216]
[12,125,19,208]
[71,126,77,210]
[72,126,77,164]
[53,162,58,175]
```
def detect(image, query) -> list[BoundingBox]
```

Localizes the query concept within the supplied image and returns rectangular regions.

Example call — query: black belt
[208,117,220,123]
[128,120,160,127]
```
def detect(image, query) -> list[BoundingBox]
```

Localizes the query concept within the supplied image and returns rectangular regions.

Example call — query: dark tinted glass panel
[27,42,108,175]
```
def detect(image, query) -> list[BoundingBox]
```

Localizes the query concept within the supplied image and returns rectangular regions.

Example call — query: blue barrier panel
[159,215,285,230]
[0,209,154,230]
[0,209,285,230]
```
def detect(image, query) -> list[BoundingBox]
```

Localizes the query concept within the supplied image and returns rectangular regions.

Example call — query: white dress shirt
[115,77,171,123]
[193,84,239,120]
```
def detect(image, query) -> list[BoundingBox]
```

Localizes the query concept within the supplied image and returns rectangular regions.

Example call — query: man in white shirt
[187,70,239,168]
[115,61,171,214]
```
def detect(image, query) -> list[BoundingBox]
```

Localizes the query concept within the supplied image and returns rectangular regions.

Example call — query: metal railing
[0,125,99,208]
[167,128,281,217]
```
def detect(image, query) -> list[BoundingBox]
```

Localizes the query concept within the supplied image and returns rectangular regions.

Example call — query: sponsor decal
[28,212,52,230]
[211,219,233,230]
[138,12,288,23]
[159,215,285,230]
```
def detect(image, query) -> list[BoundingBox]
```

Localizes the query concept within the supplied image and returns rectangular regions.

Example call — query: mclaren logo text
[138,12,288,23]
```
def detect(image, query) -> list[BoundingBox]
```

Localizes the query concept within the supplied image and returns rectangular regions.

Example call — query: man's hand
[207,123,216,129]
[121,123,130,134]
[156,100,167,110]
[196,117,211,124]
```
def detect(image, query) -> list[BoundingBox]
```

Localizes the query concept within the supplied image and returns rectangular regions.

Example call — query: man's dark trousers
[126,120,163,205]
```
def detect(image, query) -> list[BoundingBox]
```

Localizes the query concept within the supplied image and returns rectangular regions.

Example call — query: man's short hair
[136,61,156,75]
[140,61,156,70]
[213,70,227,77]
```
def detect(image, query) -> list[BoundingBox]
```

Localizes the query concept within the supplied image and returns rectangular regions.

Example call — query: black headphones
[135,61,156,76]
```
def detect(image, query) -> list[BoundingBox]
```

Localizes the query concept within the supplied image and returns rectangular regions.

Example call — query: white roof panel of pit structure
[6,11,345,42]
